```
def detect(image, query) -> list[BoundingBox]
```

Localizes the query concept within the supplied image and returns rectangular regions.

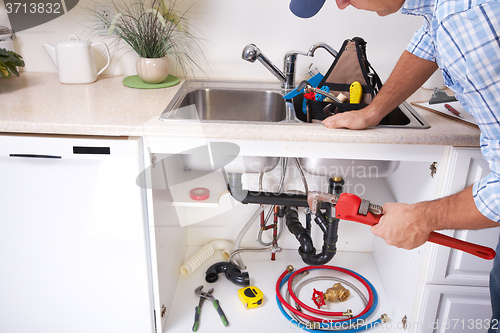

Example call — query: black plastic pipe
[285,207,339,265]
[241,191,309,207]
[205,261,250,286]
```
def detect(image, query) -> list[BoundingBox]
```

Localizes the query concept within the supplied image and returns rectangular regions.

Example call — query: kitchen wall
[0,0,423,82]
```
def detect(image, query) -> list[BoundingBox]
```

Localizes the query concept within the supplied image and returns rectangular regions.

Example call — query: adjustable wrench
[307,191,496,260]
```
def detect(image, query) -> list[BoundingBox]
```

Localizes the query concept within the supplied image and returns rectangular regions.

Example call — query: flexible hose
[233,205,265,269]
[287,266,374,318]
[179,239,233,276]
[293,157,309,194]
[275,265,385,332]
[258,157,288,246]
[228,245,282,267]
[287,275,368,330]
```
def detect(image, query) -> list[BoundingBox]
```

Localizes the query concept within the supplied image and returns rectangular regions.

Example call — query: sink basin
[181,142,280,174]
[160,80,424,175]
[298,158,400,178]
[160,80,286,122]
[161,79,430,128]
[160,80,285,173]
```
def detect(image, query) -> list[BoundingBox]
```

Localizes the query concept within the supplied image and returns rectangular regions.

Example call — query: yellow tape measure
[238,286,264,309]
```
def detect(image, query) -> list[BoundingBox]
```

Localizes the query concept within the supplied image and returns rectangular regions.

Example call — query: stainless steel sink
[298,158,400,178]
[160,79,430,128]
[181,142,280,174]
[160,80,426,175]
[160,80,286,122]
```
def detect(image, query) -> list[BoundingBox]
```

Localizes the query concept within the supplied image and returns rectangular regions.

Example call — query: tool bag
[306,37,383,122]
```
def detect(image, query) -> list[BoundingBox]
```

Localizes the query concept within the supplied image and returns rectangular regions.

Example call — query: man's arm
[372,186,499,250]
[323,50,438,129]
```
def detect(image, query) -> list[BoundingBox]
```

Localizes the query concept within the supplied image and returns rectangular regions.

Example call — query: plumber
[289,0,500,330]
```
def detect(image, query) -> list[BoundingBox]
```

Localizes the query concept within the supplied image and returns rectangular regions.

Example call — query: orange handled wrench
[307,191,496,260]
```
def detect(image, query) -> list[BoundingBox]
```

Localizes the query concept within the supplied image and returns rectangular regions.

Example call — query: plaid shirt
[402,0,500,222]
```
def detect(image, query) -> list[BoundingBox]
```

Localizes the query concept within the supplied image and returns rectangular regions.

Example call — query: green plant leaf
[0,48,25,78]
[91,0,208,77]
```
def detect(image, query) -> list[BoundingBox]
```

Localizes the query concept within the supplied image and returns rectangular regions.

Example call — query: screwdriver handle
[192,306,201,332]
[212,299,229,327]
[335,193,496,260]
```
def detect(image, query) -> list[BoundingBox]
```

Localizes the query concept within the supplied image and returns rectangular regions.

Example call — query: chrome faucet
[241,42,338,94]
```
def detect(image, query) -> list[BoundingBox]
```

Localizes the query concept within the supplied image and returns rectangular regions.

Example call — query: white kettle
[43,35,111,84]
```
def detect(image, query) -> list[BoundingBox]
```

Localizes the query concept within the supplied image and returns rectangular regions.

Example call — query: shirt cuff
[406,22,436,62]
[473,173,500,222]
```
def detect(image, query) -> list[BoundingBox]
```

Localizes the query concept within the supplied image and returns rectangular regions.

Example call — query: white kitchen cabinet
[1,133,492,333]
[0,135,154,333]
[145,136,480,333]
[427,147,499,286]
[412,147,498,332]
[419,284,492,333]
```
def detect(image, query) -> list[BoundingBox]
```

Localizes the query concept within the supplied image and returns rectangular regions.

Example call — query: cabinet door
[0,135,154,333]
[419,284,493,333]
[428,147,499,286]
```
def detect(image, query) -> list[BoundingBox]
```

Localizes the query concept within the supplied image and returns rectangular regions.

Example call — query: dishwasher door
[0,135,154,333]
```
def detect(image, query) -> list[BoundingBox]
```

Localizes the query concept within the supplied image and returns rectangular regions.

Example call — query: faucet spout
[241,42,337,95]
[242,44,286,84]
[307,42,338,58]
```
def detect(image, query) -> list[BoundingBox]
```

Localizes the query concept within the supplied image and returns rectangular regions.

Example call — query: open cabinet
[142,136,495,333]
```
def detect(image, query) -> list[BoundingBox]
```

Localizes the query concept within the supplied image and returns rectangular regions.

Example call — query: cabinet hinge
[430,162,437,178]
[151,153,158,168]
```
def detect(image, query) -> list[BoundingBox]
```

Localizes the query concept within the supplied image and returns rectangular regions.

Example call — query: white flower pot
[136,56,169,84]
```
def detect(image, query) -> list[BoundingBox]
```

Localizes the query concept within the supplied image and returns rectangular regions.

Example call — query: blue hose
[275,267,383,332]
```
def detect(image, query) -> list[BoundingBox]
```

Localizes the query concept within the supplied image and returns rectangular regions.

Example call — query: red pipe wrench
[307,191,496,260]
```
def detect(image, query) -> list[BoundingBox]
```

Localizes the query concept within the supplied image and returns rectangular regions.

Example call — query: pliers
[192,286,228,331]
[307,191,496,260]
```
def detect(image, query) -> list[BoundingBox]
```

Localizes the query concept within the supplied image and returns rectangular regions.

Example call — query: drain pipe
[227,172,338,265]
[285,207,339,265]
[227,173,309,207]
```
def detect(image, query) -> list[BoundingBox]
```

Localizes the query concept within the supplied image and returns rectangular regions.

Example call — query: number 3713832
[6,2,62,14]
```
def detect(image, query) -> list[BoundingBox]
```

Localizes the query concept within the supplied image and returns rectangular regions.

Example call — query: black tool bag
[306,37,383,122]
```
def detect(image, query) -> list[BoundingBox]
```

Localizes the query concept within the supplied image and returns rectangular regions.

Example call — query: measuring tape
[238,286,264,309]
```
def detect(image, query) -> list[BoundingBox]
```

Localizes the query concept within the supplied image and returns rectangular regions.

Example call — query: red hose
[276,265,374,323]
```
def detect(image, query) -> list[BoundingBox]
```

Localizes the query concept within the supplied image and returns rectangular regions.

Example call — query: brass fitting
[380,314,389,323]
[343,309,353,318]
[324,283,350,302]
[286,265,294,273]
[309,321,320,330]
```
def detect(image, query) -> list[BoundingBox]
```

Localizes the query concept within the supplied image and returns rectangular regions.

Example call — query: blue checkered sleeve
[405,0,500,222]
[406,20,436,62]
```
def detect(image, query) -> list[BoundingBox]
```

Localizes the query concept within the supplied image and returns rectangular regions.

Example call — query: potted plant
[0,48,25,79]
[95,0,205,84]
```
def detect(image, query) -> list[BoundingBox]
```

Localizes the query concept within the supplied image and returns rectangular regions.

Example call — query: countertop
[0,72,481,146]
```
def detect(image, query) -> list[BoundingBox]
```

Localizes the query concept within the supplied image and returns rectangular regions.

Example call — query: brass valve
[324,283,350,302]
[312,283,351,309]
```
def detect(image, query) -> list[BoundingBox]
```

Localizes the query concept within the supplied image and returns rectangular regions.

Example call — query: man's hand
[370,187,499,250]
[371,202,431,250]
[322,108,380,129]
[322,50,439,130]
